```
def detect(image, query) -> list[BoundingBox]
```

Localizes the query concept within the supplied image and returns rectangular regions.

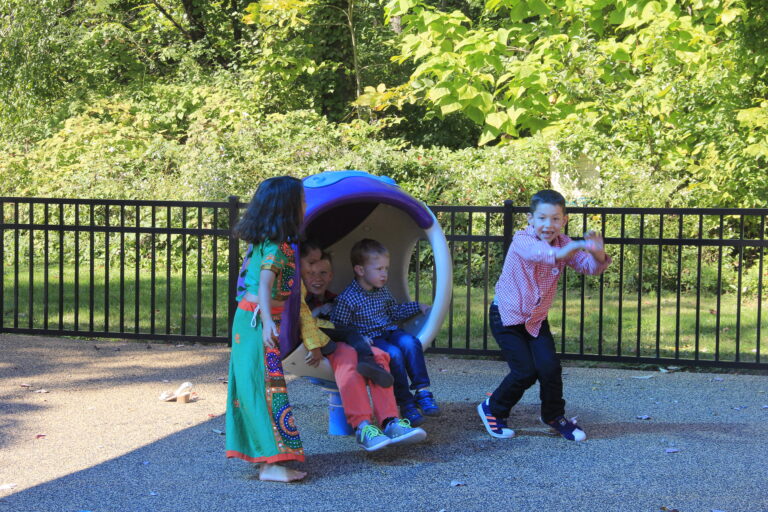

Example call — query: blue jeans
[488,304,565,422]
[372,329,430,406]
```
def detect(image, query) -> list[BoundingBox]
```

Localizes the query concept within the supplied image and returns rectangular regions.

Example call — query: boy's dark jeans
[488,304,565,422]
[319,327,375,360]
[372,329,430,405]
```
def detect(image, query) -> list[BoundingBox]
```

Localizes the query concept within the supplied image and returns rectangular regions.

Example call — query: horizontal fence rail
[2,197,766,369]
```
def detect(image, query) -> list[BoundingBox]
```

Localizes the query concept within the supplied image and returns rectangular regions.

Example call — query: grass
[1,263,230,338]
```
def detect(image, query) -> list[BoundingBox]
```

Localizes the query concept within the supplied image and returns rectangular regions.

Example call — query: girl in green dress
[225,176,308,483]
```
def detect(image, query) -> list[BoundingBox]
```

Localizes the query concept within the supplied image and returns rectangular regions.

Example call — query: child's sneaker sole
[477,402,514,439]
[358,435,391,452]
[391,427,426,445]
[356,361,394,388]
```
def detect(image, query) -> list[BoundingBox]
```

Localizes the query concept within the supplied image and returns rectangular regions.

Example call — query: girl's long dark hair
[233,176,304,244]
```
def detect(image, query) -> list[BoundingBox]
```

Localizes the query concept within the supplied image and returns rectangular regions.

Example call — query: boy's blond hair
[350,238,388,267]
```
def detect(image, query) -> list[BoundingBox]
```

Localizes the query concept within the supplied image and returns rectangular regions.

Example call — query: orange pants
[327,343,399,429]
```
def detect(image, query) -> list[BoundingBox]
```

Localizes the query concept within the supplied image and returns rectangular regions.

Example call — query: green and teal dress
[225,240,304,464]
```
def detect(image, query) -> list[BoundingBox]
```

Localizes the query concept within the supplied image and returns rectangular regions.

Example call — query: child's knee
[513,368,538,388]
[523,373,538,388]
[394,332,421,352]
[333,364,359,384]
[385,347,404,366]
[371,347,391,365]
[538,361,562,381]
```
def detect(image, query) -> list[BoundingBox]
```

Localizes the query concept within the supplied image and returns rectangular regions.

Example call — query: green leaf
[440,102,463,115]
[464,105,486,124]
[613,46,631,62]
[509,1,529,22]
[485,111,508,129]
[486,0,503,12]
[507,107,525,125]
[641,1,661,22]
[745,142,768,160]
[496,28,511,45]
[458,85,480,102]
[608,8,625,25]
[398,0,415,15]
[528,0,550,16]
[588,18,605,37]
[478,126,500,146]
[655,85,672,99]
[428,87,452,101]
[720,8,742,25]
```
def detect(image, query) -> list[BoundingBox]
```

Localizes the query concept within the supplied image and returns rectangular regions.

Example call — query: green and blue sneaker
[355,421,391,452]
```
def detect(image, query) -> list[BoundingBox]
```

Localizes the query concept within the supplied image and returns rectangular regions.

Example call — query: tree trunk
[180,0,207,43]
[231,0,241,43]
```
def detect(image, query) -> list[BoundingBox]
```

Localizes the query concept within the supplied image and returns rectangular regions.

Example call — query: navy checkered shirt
[330,279,422,339]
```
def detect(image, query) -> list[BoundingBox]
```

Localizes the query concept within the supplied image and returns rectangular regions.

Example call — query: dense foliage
[1,0,766,210]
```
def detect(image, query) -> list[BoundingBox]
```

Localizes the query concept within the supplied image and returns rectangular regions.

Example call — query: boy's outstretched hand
[419,303,431,315]
[583,230,607,262]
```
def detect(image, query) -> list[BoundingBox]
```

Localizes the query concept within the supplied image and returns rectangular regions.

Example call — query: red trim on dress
[237,299,285,316]
[226,450,305,464]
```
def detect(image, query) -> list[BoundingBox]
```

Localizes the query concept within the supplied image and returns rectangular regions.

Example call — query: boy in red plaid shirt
[478,190,611,441]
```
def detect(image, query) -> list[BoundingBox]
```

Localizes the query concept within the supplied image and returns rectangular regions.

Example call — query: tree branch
[151,0,192,40]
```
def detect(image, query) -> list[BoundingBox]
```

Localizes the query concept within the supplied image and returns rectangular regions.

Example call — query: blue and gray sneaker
[477,397,515,439]
[414,389,441,417]
[355,421,391,452]
[400,400,425,427]
[542,416,587,442]
[382,418,427,445]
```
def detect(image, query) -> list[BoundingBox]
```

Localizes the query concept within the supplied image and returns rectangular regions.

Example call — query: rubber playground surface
[1,334,767,512]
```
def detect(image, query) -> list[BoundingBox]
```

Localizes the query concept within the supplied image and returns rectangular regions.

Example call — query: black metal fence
[0,197,235,343]
[2,196,766,369]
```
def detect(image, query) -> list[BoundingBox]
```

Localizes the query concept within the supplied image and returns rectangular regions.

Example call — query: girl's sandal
[159,381,193,402]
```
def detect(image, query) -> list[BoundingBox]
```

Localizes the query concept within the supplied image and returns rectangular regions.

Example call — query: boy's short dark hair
[350,238,388,267]
[300,239,322,259]
[530,189,567,214]
[319,251,333,266]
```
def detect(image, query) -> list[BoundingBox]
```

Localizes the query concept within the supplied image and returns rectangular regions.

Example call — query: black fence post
[227,195,240,347]
[503,199,513,256]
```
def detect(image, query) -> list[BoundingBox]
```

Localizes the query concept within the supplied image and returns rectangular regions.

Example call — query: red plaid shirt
[494,226,612,336]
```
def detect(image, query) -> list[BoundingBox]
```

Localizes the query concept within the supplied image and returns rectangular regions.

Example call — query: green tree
[361,0,747,141]
[357,0,768,207]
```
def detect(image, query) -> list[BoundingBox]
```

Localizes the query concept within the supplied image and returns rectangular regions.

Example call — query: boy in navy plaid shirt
[331,238,440,427]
